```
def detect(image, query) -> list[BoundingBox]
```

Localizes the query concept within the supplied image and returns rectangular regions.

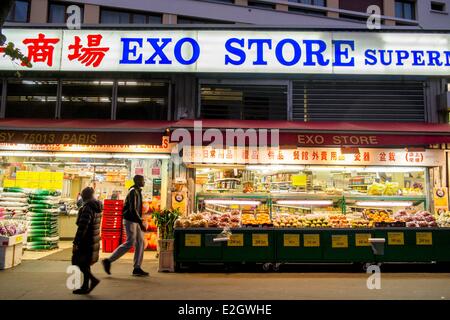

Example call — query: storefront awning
[0,119,170,145]
[170,120,450,147]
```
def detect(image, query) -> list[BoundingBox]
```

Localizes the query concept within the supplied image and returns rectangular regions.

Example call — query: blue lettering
[248,39,272,65]
[119,38,143,64]
[364,49,377,65]
[379,50,393,66]
[174,38,200,65]
[446,51,450,66]
[225,38,246,65]
[427,51,443,66]
[333,40,355,67]
[396,50,409,66]
[303,40,329,66]
[411,50,426,66]
[275,39,301,66]
[145,38,172,64]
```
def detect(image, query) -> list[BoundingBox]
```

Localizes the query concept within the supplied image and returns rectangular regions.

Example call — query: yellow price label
[416,232,433,246]
[303,234,320,247]
[283,234,300,247]
[252,234,269,247]
[228,234,244,247]
[332,235,348,248]
[388,232,404,245]
[15,235,23,243]
[185,234,201,247]
[355,234,371,247]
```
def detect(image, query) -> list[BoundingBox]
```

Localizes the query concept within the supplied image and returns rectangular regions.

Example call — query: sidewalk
[1,254,450,300]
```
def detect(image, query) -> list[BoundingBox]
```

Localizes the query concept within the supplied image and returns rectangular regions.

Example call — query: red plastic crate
[102,237,121,253]
[101,230,122,237]
[103,204,123,212]
[104,199,124,206]
[102,210,123,217]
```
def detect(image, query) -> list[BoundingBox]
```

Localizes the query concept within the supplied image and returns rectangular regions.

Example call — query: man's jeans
[109,220,144,269]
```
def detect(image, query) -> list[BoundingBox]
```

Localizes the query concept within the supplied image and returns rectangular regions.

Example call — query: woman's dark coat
[72,199,102,267]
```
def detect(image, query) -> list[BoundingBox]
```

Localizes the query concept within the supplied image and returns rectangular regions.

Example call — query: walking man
[102,175,149,276]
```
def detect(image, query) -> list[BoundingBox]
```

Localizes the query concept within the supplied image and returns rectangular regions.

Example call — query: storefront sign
[252,234,269,247]
[288,133,450,147]
[416,232,433,246]
[283,234,300,247]
[228,234,244,247]
[433,187,449,215]
[184,147,445,167]
[303,234,320,247]
[0,131,167,146]
[1,29,450,75]
[355,234,371,247]
[0,136,170,153]
[185,234,201,247]
[331,235,348,248]
[388,232,405,246]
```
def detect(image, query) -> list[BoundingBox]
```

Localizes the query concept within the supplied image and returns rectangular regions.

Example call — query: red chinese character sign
[183,147,444,167]
[67,34,109,67]
[22,33,60,67]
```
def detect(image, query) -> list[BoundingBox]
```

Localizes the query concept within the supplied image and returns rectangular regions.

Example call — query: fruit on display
[174,210,241,229]
[350,219,371,228]
[273,215,303,228]
[367,183,386,196]
[394,209,437,228]
[0,219,27,236]
[383,182,399,196]
[242,213,272,226]
[328,214,350,228]
[301,215,330,228]
[437,212,450,227]
[364,209,395,223]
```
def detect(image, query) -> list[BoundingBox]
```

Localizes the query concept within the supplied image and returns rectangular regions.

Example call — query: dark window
[6,0,29,23]
[211,0,233,3]
[200,84,287,120]
[177,16,233,24]
[116,81,169,120]
[288,6,327,15]
[292,80,425,122]
[61,80,112,119]
[6,80,57,118]
[48,2,84,24]
[339,0,383,13]
[431,1,446,12]
[100,8,162,24]
[395,1,416,19]
[289,0,326,6]
[248,1,276,9]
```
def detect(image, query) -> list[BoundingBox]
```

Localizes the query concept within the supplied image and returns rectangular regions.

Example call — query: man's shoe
[132,268,149,277]
[102,259,111,275]
[87,278,100,294]
[73,288,89,295]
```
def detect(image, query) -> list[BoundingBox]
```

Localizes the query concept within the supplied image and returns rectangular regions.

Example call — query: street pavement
[1,255,450,300]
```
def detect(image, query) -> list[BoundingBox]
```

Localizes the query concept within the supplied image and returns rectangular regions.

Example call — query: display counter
[174,227,450,270]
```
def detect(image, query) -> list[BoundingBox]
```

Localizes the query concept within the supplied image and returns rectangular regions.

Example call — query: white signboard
[183,147,445,167]
[0,29,449,75]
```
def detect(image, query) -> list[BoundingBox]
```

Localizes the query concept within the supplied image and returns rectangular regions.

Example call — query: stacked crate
[101,200,123,253]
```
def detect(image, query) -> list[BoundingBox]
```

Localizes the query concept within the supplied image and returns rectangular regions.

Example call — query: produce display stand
[174,227,450,271]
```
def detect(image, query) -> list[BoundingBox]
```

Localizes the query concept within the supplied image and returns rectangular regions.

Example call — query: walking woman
[72,187,102,294]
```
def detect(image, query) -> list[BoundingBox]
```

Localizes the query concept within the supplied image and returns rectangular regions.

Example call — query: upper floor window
[48,1,84,24]
[100,8,162,24]
[248,1,276,9]
[395,0,416,20]
[289,0,326,7]
[177,16,233,24]
[6,0,29,23]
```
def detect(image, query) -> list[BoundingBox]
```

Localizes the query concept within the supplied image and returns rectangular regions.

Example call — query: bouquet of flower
[151,209,180,240]
[0,220,27,237]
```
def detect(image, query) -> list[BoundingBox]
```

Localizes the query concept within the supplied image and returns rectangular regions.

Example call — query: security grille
[292,80,425,122]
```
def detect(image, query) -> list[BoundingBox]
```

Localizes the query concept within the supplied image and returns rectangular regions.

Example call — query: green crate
[322,230,374,262]
[175,229,223,262]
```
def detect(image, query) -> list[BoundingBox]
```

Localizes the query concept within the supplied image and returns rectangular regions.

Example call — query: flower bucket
[158,239,174,272]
